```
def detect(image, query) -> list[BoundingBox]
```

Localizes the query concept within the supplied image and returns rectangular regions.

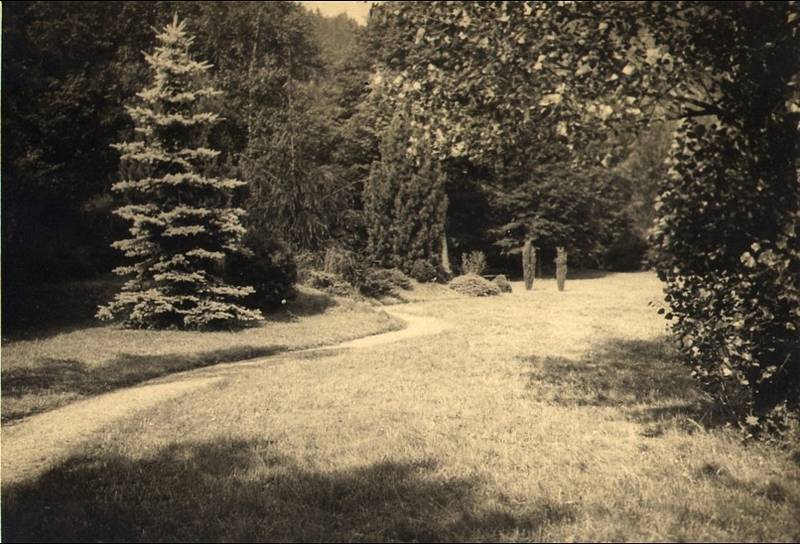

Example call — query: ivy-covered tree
[365,113,447,278]
[98,16,262,329]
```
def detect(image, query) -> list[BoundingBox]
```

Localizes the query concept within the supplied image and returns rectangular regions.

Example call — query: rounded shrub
[357,268,412,298]
[409,259,438,283]
[448,274,501,297]
[492,274,512,293]
[303,270,354,297]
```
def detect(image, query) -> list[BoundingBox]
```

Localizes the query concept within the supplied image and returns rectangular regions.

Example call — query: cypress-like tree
[97,16,262,329]
[364,113,447,278]
[392,142,448,274]
[364,114,409,268]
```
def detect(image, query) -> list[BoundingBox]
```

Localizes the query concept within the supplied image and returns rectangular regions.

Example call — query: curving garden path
[1,309,452,486]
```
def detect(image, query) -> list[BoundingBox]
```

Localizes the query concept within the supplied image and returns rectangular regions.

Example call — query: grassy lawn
[1,285,403,423]
[3,272,799,541]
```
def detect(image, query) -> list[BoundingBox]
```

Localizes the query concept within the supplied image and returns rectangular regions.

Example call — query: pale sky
[300,1,377,25]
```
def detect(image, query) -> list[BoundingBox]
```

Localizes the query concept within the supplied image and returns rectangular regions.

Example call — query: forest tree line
[3,0,659,292]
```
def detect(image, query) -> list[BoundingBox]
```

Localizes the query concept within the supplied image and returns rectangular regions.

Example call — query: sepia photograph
[2,1,799,541]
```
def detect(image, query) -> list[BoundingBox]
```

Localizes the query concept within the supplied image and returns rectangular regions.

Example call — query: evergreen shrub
[492,274,512,293]
[97,17,262,329]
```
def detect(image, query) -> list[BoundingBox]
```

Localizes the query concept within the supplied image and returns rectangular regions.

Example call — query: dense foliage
[492,165,638,268]
[223,229,297,311]
[3,2,364,292]
[645,3,799,431]
[365,113,448,279]
[365,2,654,272]
[97,18,261,329]
[652,122,799,429]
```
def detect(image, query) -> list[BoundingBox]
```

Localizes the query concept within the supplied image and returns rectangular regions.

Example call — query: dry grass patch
[3,273,799,541]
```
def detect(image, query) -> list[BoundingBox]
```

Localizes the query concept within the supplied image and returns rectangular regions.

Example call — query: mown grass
[1,284,403,423]
[3,272,799,542]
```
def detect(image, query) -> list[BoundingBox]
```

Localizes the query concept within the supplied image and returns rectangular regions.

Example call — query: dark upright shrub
[461,250,487,275]
[365,113,447,278]
[522,240,535,290]
[224,230,297,310]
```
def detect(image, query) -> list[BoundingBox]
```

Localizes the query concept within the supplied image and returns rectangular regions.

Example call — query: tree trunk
[522,239,535,290]
[246,11,262,143]
[440,230,451,275]
[555,247,567,291]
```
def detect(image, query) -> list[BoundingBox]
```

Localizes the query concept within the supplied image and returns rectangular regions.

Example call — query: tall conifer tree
[98,16,262,329]
[365,114,409,268]
[364,113,447,277]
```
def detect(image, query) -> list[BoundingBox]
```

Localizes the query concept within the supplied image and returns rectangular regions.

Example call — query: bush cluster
[303,247,413,299]
[448,274,501,297]
[303,270,355,297]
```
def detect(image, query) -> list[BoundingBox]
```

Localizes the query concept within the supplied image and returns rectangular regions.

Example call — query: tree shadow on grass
[521,336,731,429]
[1,345,288,424]
[2,438,577,542]
[2,276,124,342]
[693,462,799,507]
[2,283,338,341]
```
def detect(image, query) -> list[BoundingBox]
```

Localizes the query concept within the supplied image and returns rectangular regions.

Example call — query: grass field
[3,272,799,541]
[1,285,403,423]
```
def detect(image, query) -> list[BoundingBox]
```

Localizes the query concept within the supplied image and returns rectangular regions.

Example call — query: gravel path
[2,378,222,485]
[1,309,451,487]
